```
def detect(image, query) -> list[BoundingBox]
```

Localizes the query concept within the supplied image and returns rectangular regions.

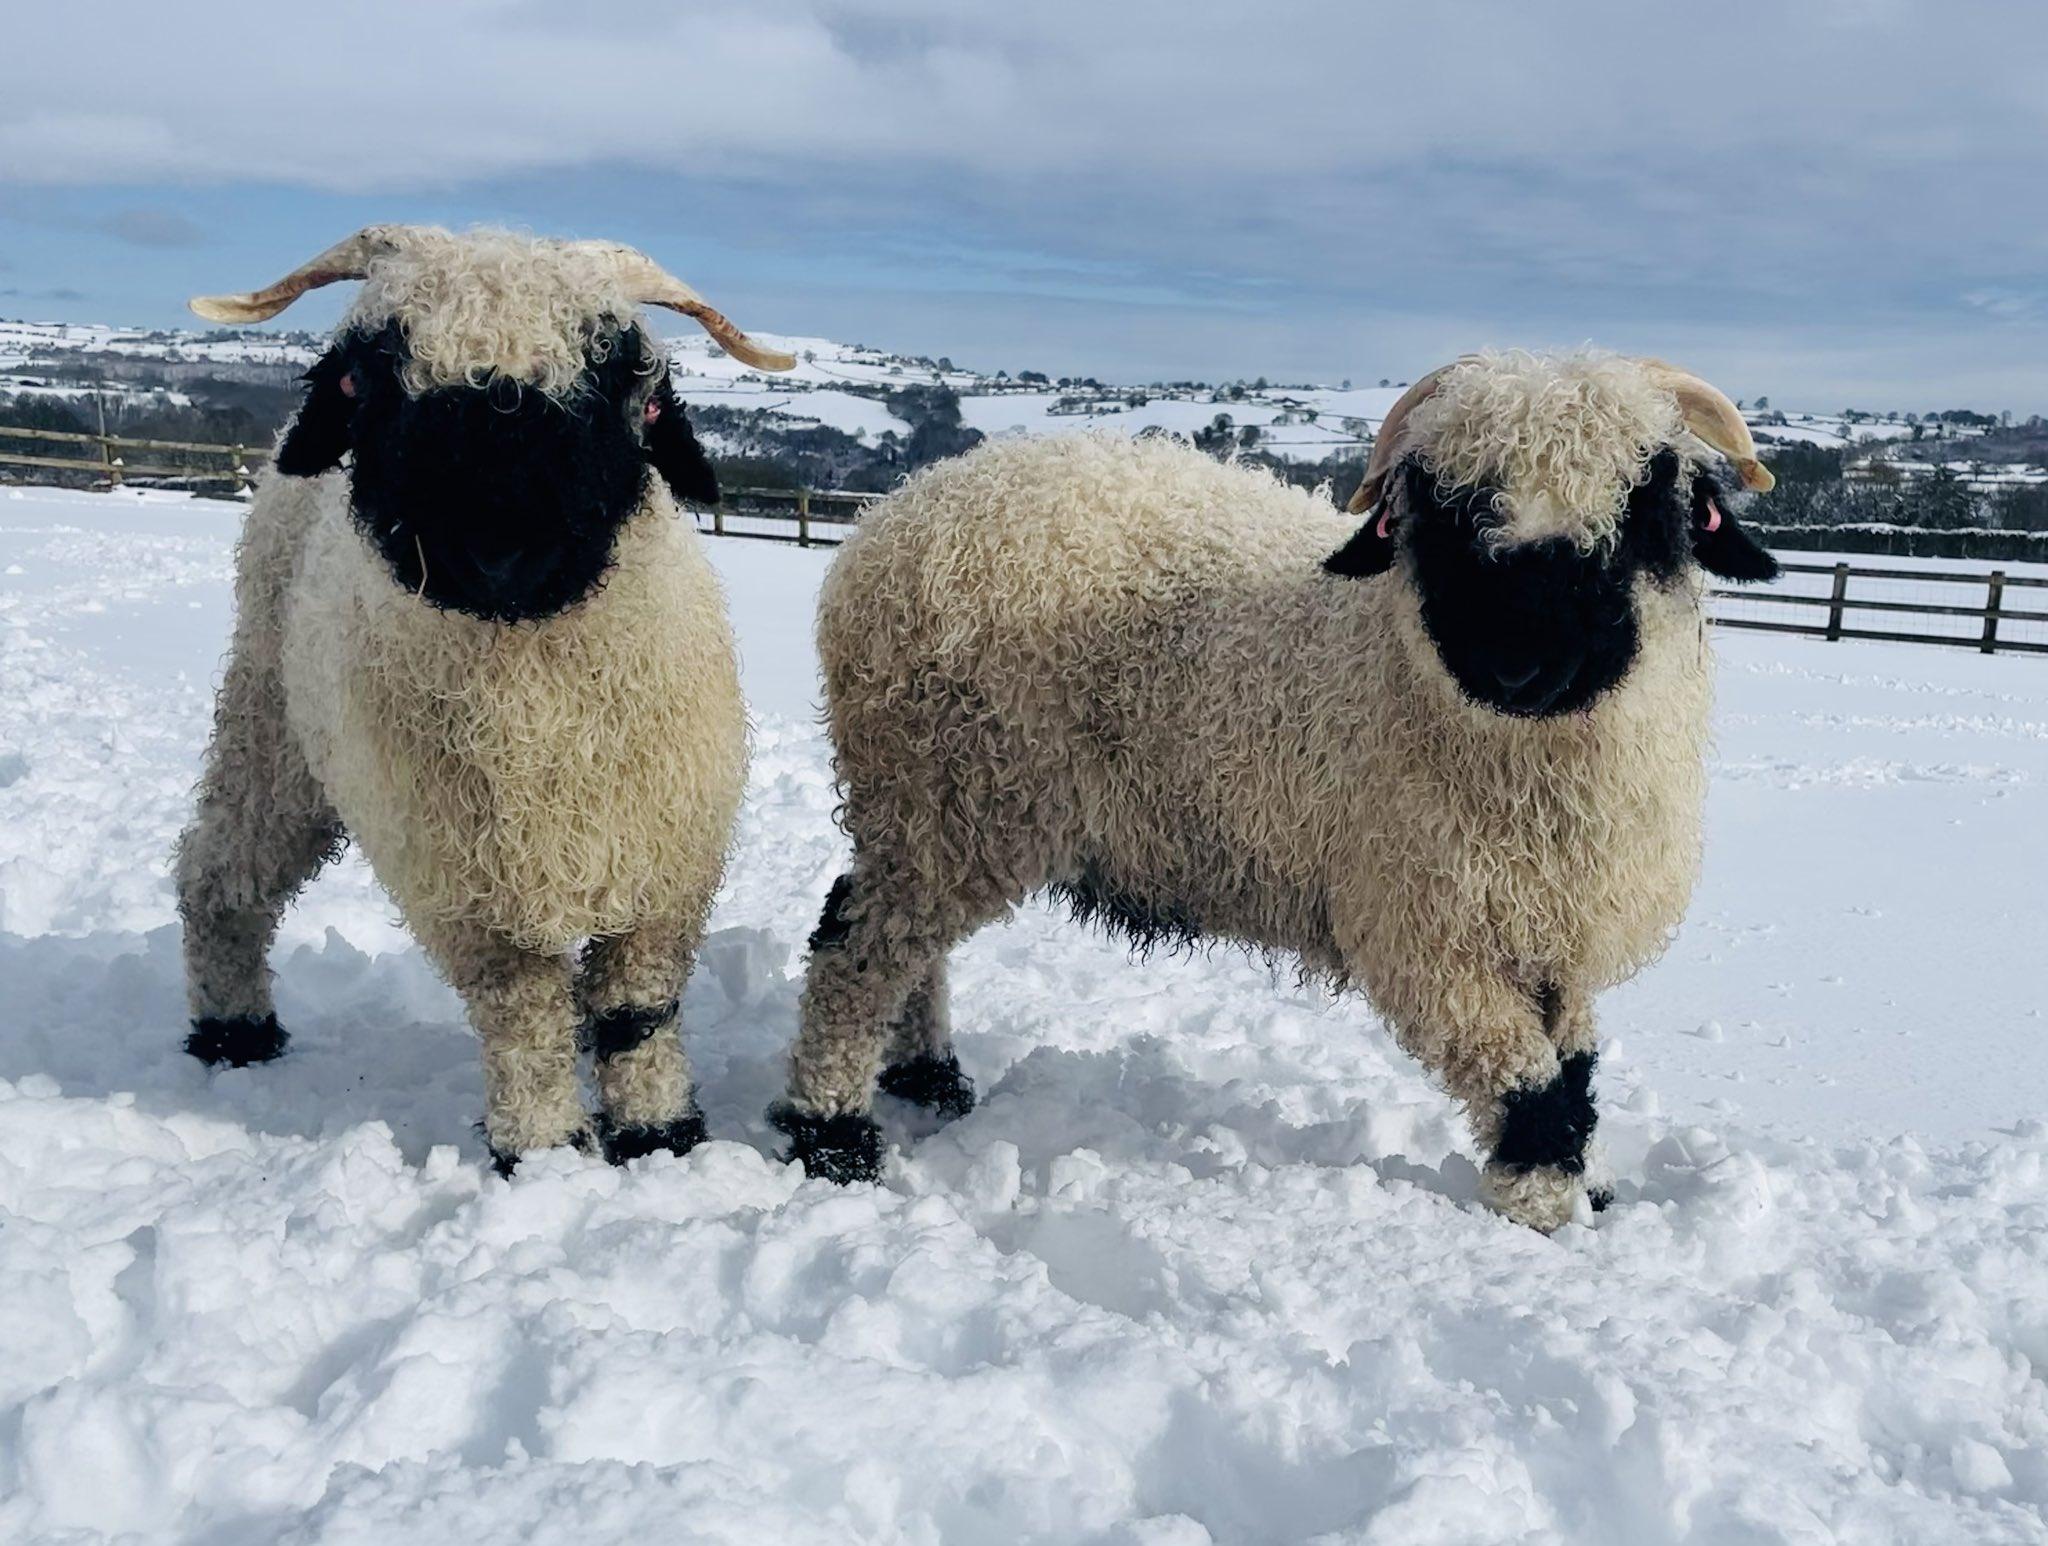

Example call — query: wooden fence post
[1981,570,2005,655]
[798,489,812,548]
[94,396,123,488]
[1825,562,1849,641]
[231,445,248,494]
[713,502,726,537]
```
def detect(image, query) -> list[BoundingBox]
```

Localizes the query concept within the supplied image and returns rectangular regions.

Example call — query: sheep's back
[821,433,1351,706]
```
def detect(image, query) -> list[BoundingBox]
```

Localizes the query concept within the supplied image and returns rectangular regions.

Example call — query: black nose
[467,545,549,600]
[1491,658,1541,693]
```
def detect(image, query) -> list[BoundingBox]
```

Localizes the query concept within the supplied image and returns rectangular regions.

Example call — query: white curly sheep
[175,225,792,1169]
[772,351,1780,1230]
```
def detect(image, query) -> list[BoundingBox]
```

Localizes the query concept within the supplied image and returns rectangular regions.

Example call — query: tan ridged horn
[588,245,796,373]
[1634,357,1775,492]
[1346,363,1462,514]
[189,226,409,324]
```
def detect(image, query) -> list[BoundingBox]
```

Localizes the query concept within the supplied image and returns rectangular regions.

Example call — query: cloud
[1,2,2043,408]
[4,4,2041,315]
[2,3,2041,194]
[94,208,203,247]
[0,286,87,302]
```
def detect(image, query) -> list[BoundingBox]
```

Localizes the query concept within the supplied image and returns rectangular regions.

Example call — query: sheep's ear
[646,380,719,507]
[274,347,354,477]
[1691,480,1778,582]
[1323,504,1398,578]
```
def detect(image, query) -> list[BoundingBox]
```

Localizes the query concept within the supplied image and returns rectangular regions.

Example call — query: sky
[3,1,2046,414]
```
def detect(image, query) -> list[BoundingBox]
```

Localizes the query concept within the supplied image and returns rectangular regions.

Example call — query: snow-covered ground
[3,484,2046,1544]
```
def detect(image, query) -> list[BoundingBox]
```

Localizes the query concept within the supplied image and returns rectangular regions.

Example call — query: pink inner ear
[644,398,662,425]
[1703,497,1723,533]
[1375,505,1393,539]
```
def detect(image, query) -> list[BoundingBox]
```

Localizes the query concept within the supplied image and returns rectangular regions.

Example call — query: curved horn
[1634,358,1775,493]
[1346,364,1459,514]
[188,226,408,324]
[593,247,796,373]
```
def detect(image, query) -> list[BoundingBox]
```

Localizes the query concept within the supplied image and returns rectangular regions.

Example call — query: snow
[3,483,2047,1544]
[1754,418,1919,450]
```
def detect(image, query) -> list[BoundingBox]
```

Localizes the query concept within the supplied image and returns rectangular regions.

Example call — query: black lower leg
[1492,1051,1598,1175]
[583,997,679,1059]
[768,1101,885,1184]
[878,1051,976,1119]
[186,1014,289,1067]
[599,1106,708,1165]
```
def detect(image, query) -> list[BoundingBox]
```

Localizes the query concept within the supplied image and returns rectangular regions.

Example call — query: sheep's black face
[1402,463,1643,717]
[1326,451,1777,718]
[277,320,718,623]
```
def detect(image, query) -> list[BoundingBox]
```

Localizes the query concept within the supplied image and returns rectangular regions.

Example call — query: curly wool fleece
[791,426,1716,1231]
[1406,349,1686,550]
[343,227,654,398]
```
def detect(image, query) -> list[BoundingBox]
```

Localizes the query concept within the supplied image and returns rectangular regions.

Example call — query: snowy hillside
[2,483,2046,1543]
[0,316,1394,467]
[1,315,1945,472]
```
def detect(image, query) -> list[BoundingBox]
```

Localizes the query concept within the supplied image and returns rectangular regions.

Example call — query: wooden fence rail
[4,436,2041,658]
[1708,559,2047,656]
[710,502,2048,659]
[0,423,270,489]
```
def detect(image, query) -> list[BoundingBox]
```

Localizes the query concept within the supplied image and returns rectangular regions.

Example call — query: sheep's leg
[1375,972,1598,1231]
[577,917,707,1165]
[1535,979,1612,1210]
[415,917,588,1172]
[175,653,343,1067]
[876,957,976,1119]
[773,869,1001,1182]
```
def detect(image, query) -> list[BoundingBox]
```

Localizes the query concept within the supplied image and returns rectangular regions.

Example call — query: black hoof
[186,1014,289,1068]
[878,1052,977,1120]
[1588,1186,1615,1213]
[600,1109,709,1165]
[767,1102,885,1184]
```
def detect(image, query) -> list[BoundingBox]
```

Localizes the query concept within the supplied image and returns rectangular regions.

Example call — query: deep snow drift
[2,484,2045,1545]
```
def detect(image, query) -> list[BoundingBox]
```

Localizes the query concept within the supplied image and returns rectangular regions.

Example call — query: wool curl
[345,226,654,399]
[1409,349,1684,551]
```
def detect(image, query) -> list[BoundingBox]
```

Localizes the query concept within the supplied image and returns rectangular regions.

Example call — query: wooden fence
[1709,560,2047,656]
[6,433,2042,657]
[705,501,2048,658]
[703,486,873,546]
[0,422,270,489]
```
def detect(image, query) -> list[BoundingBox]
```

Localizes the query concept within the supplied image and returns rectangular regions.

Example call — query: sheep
[770,350,1781,1230]
[175,225,794,1170]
